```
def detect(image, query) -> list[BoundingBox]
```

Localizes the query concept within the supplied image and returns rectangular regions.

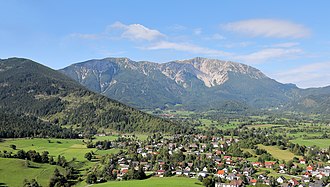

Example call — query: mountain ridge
[0,57,184,135]
[62,57,328,112]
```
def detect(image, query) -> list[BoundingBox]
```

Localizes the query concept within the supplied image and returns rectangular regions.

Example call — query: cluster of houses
[97,134,330,186]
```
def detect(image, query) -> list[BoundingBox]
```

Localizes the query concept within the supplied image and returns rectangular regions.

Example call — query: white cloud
[271,42,300,48]
[70,33,103,40]
[144,41,231,56]
[109,22,165,41]
[222,41,253,48]
[204,33,226,40]
[71,22,165,41]
[274,62,330,88]
[223,19,310,38]
[168,24,187,31]
[236,48,302,64]
[193,28,202,35]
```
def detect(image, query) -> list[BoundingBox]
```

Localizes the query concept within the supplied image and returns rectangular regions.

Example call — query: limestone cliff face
[160,57,266,88]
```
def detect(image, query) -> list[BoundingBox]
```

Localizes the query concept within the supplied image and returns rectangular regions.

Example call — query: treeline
[0,110,79,138]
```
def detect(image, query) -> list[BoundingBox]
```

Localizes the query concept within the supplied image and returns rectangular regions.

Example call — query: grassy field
[0,138,122,161]
[247,124,284,129]
[89,177,202,187]
[258,144,302,161]
[95,134,149,141]
[290,138,330,148]
[0,158,64,187]
[256,168,300,179]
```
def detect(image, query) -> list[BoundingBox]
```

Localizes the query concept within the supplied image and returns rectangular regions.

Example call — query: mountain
[61,57,301,111]
[0,58,183,136]
[287,86,330,114]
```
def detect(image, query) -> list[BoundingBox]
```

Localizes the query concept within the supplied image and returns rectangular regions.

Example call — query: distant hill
[61,57,314,112]
[0,58,183,136]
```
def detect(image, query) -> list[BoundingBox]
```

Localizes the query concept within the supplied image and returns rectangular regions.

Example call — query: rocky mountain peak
[161,57,267,87]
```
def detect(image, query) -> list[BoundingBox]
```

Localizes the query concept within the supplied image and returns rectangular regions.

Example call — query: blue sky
[1,0,330,88]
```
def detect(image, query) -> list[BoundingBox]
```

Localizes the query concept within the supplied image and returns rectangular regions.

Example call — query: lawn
[0,158,63,187]
[0,138,121,161]
[258,144,302,161]
[290,138,330,148]
[90,177,202,187]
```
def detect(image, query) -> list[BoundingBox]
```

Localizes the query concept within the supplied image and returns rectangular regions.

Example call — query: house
[279,169,286,174]
[217,170,225,178]
[315,172,325,179]
[229,179,243,187]
[206,153,213,159]
[279,164,285,170]
[183,170,190,176]
[198,171,208,178]
[252,162,262,167]
[250,179,257,186]
[301,176,310,183]
[215,179,243,187]
[265,161,276,169]
[175,170,183,175]
[157,170,165,177]
[299,159,306,164]
[226,173,236,181]
[212,142,219,148]
[289,178,299,186]
[277,176,286,184]
[306,165,313,171]
[224,156,232,160]
[215,150,224,155]
[243,168,252,176]
[189,143,198,150]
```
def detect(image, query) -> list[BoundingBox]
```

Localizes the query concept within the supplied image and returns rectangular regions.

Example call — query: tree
[49,168,68,187]
[23,179,40,187]
[41,151,49,163]
[84,152,93,161]
[10,144,16,150]
[86,173,97,184]
[202,176,214,187]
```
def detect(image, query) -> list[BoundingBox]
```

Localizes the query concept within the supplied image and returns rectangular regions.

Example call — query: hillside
[0,58,183,136]
[61,57,302,111]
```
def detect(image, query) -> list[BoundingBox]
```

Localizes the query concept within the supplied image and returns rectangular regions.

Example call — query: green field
[247,124,284,129]
[258,144,302,161]
[89,177,202,187]
[0,158,63,187]
[290,138,330,148]
[0,138,121,161]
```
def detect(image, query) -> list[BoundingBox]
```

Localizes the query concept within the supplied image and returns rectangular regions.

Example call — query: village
[89,133,330,187]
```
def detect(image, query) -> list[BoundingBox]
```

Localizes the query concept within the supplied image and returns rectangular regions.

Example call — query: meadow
[290,138,330,148]
[89,177,202,187]
[257,144,302,161]
[0,138,122,161]
[0,158,64,187]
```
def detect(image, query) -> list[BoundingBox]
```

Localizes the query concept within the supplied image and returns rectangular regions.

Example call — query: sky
[1,0,330,88]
